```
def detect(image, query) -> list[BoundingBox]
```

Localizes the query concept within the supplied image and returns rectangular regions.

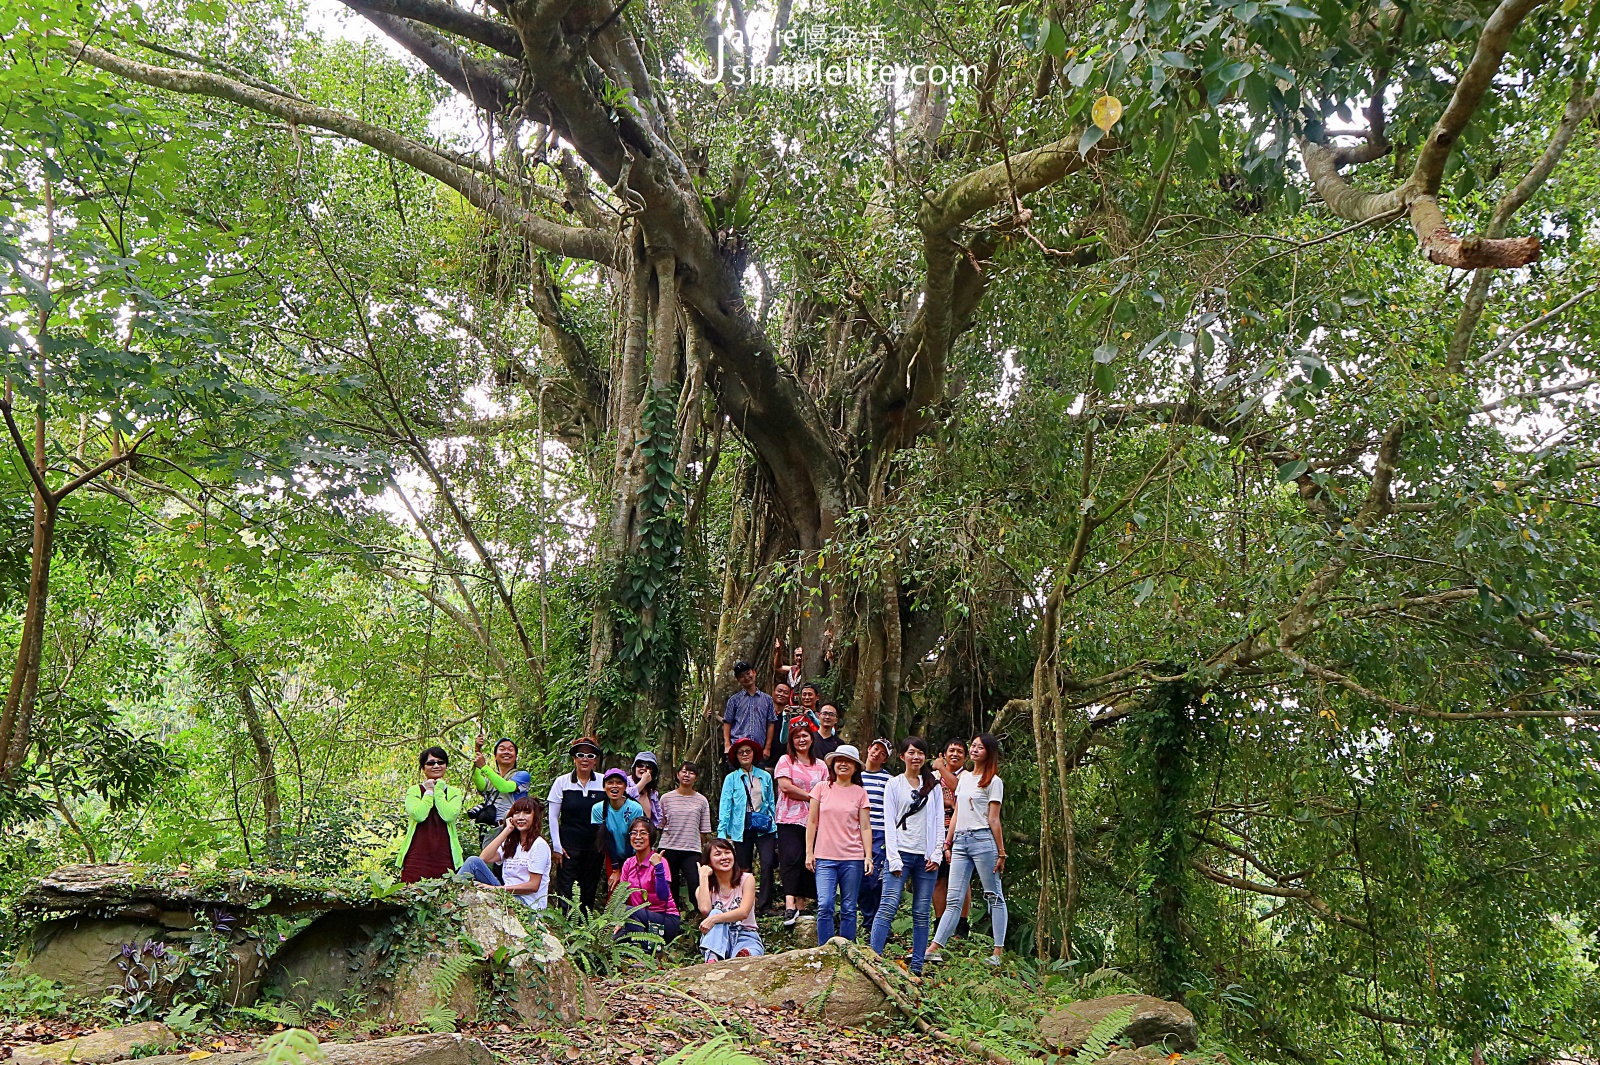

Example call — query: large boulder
[649,939,890,1026]
[10,1023,176,1065]
[132,1034,493,1065]
[1041,994,1199,1053]
[17,919,170,1005]
[262,886,595,1025]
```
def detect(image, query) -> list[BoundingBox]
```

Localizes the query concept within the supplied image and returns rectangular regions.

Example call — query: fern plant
[541,888,660,975]
[1073,1004,1135,1065]
[420,1004,460,1034]
[260,1029,323,1065]
[422,945,478,1033]
[658,1035,765,1065]
[231,999,305,1029]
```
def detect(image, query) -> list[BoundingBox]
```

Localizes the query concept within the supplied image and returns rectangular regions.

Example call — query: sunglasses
[422,760,447,767]
[574,751,597,759]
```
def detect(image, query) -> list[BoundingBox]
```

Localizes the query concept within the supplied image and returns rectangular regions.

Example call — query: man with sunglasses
[547,736,607,911]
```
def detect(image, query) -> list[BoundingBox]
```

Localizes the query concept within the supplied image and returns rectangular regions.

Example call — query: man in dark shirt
[811,701,843,761]
[722,659,778,760]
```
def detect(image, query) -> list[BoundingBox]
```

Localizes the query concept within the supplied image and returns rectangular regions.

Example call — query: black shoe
[782,908,798,927]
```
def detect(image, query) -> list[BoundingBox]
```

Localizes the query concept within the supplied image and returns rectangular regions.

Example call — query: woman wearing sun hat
[547,735,607,911]
[629,750,664,826]
[718,736,779,916]
[804,743,874,944]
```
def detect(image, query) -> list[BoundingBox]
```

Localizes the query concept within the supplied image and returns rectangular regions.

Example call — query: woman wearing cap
[458,796,553,909]
[595,768,647,890]
[399,747,466,883]
[925,732,1009,967]
[870,737,943,974]
[774,722,825,927]
[804,744,874,945]
[628,752,664,827]
[616,817,680,950]
[697,838,763,962]
[547,736,607,911]
[717,737,779,916]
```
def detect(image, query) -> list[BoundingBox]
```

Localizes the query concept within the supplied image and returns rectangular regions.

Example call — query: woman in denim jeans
[869,737,944,974]
[924,733,1008,967]
[804,744,875,944]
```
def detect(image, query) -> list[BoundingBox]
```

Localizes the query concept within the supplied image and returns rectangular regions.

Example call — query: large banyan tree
[6,0,1600,1049]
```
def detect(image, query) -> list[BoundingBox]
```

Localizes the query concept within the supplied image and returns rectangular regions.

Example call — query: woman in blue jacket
[718,737,778,916]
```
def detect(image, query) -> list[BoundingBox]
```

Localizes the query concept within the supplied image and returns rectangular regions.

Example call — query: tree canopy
[2,0,1599,1057]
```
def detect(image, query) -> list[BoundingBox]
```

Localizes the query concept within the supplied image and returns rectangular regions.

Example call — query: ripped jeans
[931,828,1008,950]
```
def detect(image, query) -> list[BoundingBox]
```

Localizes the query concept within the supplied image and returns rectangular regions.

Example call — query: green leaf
[1043,19,1068,57]
[1018,13,1042,51]
[1093,342,1120,364]
[1093,360,1117,393]
[1078,125,1106,158]
[1277,459,1309,482]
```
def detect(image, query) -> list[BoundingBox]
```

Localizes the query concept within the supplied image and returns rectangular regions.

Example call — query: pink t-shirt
[618,853,679,915]
[809,780,870,860]
[774,755,828,825]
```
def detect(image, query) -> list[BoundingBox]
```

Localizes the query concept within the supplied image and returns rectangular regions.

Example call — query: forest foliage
[1,0,1599,1058]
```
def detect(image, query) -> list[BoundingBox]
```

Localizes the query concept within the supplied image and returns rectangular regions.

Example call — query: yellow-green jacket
[398,783,466,869]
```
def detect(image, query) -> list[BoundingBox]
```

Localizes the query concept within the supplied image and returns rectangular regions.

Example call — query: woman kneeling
[617,817,681,951]
[696,838,764,962]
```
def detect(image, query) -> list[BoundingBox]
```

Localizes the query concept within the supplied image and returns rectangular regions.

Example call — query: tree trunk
[0,497,57,774]
[196,578,283,854]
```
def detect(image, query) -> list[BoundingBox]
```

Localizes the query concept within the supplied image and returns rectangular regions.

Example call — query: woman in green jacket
[400,746,466,882]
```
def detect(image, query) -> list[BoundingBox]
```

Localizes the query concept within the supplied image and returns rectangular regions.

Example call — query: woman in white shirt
[924,732,1008,967]
[868,737,944,974]
[459,796,552,909]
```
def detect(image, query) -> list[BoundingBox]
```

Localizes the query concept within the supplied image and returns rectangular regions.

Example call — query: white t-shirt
[952,773,1003,833]
[500,836,552,910]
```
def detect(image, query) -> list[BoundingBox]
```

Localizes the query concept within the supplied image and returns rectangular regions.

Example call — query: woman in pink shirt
[804,744,874,945]
[774,723,826,926]
[616,817,680,952]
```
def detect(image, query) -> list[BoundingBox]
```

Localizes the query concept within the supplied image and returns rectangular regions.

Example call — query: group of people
[396,660,1009,973]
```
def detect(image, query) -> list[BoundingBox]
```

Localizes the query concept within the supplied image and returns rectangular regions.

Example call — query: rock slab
[1041,994,1199,1053]
[11,1023,176,1065]
[131,1034,494,1065]
[650,938,889,1026]
[262,887,595,1024]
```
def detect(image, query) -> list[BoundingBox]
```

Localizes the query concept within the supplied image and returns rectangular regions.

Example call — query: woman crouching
[696,838,764,962]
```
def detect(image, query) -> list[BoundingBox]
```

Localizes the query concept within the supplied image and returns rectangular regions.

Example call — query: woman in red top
[804,744,874,944]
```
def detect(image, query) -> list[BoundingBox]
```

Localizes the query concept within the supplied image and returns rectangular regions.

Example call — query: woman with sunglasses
[547,736,607,910]
[399,746,467,883]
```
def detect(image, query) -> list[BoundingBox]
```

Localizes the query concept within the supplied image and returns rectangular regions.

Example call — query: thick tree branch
[1410,0,1548,193]
[349,10,521,115]
[1447,79,1600,366]
[1298,0,1549,270]
[1192,859,1371,932]
[341,0,523,56]
[67,41,615,264]
[1277,647,1600,721]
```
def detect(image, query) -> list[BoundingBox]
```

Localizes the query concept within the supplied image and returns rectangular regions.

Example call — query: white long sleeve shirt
[881,774,945,873]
